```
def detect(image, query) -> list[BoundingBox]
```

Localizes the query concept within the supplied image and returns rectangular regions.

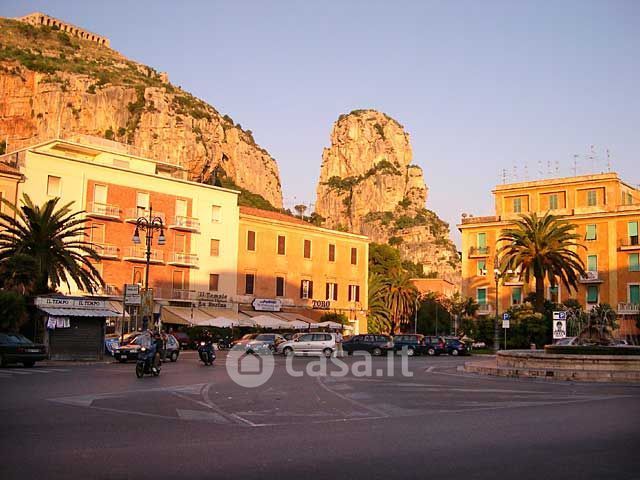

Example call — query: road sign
[125,284,140,297]
[503,313,510,321]
[124,294,141,305]
[140,289,154,319]
[553,319,567,339]
[553,311,567,321]
[502,319,510,329]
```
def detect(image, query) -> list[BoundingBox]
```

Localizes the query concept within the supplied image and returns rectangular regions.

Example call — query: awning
[159,306,193,326]
[39,307,119,317]
[199,308,242,322]
[251,314,291,329]
[273,312,316,329]
[108,301,130,318]
[316,321,345,329]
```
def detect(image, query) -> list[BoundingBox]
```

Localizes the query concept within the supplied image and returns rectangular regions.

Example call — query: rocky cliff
[0,18,282,208]
[315,110,460,281]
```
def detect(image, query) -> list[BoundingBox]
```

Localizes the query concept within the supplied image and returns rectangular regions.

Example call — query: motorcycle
[198,341,216,366]
[135,346,161,378]
[216,336,233,350]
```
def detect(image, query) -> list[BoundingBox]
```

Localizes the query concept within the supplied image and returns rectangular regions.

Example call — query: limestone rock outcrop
[0,18,282,207]
[315,110,460,281]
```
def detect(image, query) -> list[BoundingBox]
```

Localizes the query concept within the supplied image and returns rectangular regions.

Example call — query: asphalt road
[1,351,639,480]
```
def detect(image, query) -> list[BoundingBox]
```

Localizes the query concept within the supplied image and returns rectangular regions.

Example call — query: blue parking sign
[503,313,510,320]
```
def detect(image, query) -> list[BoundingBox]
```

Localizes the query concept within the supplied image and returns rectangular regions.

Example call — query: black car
[445,338,469,356]
[0,333,47,367]
[393,334,427,356]
[342,334,394,356]
[113,332,147,362]
[171,331,192,350]
[423,336,447,356]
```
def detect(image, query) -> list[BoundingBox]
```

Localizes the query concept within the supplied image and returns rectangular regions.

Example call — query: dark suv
[393,334,427,356]
[342,334,394,356]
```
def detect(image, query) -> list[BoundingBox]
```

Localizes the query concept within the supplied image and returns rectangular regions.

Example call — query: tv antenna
[606,149,611,172]
[572,154,579,176]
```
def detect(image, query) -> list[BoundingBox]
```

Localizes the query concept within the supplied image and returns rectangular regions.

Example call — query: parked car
[444,338,469,356]
[113,332,149,362]
[278,333,337,357]
[0,333,47,367]
[163,334,180,362]
[104,334,120,356]
[423,336,446,356]
[171,331,192,350]
[392,334,427,356]
[554,336,579,346]
[233,333,285,353]
[342,334,394,356]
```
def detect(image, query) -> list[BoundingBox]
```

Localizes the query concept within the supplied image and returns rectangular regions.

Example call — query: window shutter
[630,253,639,272]
[630,285,640,304]
[477,233,486,248]
[333,284,338,301]
[300,281,304,299]
[325,283,330,300]
[309,281,313,299]
[629,222,639,237]
[348,285,352,302]
[355,285,360,302]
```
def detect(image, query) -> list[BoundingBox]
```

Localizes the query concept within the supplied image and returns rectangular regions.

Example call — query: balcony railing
[618,303,640,315]
[579,271,602,283]
[469,246,490,257]
[618,238,640,251]
[97,284,119,296]
[92,243,119,259]
[122,247,164,263]
[172,289,197,301]
[477,304,493,315]
[86,202,120,220]
[168,252,199,267]
[503,275,524,286]
[124,208,165,223]
[461,215,499,225]
[169,216,200,232]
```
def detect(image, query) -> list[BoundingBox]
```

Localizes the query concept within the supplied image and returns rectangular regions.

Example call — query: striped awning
[39,307,118,317]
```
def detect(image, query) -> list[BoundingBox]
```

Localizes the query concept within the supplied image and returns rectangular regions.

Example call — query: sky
[3,0,639,246]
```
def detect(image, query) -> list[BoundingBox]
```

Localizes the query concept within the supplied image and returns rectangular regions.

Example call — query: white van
[277,333,337,357]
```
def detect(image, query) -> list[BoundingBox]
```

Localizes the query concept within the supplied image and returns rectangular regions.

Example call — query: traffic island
[462,349,640,383]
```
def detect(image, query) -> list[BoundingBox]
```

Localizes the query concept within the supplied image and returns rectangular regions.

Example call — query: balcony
[461,215,499,225]
[86,202,120,220]
[618,303,640,315]
[469,246,490,258]
[123,247,164,264]
[168,252,199,267]
[503,275,524,286]
[169,216,200,232]
[579,271,603,283]
[124,208,166,223]
[93,243,119,259]
[97,284,119,297]
[477,304,493,315]
[618,238,640,251]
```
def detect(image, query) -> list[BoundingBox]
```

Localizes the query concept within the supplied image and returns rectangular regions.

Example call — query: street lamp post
[492,256,513,353]
[132,205,165,330]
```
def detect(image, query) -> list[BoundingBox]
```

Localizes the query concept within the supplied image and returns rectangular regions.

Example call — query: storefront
[35,296,119,360]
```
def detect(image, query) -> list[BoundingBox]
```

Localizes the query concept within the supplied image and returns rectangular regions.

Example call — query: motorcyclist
[152,331,163,371]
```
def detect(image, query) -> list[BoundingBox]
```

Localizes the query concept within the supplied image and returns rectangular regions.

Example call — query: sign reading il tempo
[35,297,108,309]
[252,298,282,312]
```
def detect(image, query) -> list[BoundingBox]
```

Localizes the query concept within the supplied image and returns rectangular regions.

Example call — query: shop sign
[312,300,331,310]
[252,298,282,312]
[198,292,229,308]
[35,297,108,309]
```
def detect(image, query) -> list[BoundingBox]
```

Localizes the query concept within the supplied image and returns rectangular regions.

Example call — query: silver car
[277,333,337,357]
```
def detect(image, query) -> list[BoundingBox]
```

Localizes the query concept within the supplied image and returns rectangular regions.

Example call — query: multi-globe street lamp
[132,205,165,329]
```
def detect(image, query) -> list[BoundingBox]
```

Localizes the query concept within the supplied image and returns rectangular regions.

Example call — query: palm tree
[384,269,418,334]
[0,253,38,295]
[367,272,389,333]
[498,212,586,314]
[0,194,104,294]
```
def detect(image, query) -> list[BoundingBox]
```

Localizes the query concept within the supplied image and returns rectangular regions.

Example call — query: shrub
[0,291,27,332]
[104,127,115,140]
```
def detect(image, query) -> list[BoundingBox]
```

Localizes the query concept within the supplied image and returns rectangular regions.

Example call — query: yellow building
[458,173,640,338]
[0,162,23,217]
[237,207,369,334]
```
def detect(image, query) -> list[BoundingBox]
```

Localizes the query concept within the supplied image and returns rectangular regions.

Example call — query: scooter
[198,341,216,366]
[135,347,161,378]
[216,336,233,350]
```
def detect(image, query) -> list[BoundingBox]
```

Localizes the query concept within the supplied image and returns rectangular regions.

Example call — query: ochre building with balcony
[237,207,369,334]
[1,138,239,307]
[458,173,640,339]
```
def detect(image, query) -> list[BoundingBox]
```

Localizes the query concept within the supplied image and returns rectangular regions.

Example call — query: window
[300,279,313,299]
[172,271,184,290]
[477,288,487,305]
[587,285,598,304]
[47,175,61,196]
[210,239,220,257]
[586,224,597,241]
[348,284,360,302]
[209,274,219,292]
[627,193,634,205]
[174,233,186,253]
[245,273,255,295]
[630,253,640,272]
[587,255,598,272]
[211,205,222,222]
[91,223,105,244]
[175,199,187,218]
[350,247,358,265]
[630,285,640,305]
[549,194,558,210]
[328,244,336,262]
[549,286,559,303]
[587,190,597,206]
[132,267,144,285]
[277,235,286,255]
[477,232,486,249]
[629,221,639,245]
[276,276,285,297]
[303,239,311,259]
[247,230,256,251]
[326,282,338,301]
[93,184,107,205]
[513,197,522,213]
[478,260,487,276]
[511,287,522,305]
[136,192,149,211]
